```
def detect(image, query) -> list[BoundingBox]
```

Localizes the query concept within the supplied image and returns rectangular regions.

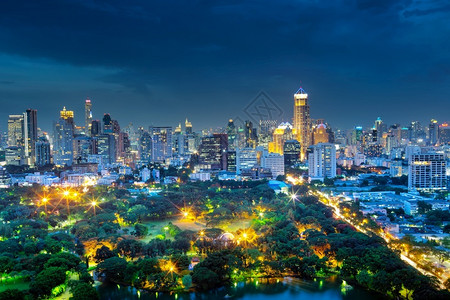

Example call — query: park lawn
[0,281,29,293]
[219,217,253,232]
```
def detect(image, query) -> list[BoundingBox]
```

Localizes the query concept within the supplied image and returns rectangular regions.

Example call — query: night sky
[1,0,450,132]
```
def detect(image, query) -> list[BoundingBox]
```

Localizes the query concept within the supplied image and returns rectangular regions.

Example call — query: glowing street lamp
[41,197,48,216]
[91,201,98,216]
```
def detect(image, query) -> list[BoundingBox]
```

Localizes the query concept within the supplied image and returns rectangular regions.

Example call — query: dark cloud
[0,0,449,131]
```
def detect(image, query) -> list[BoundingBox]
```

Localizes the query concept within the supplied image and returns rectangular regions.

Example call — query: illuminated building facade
[85,98,92,136]
[312,123,329,144]
[308,143,336,181]
[293,87,311,159]
[439,123,450,145]
[150,126,173,162]
[408,153,447,191]
[198,133,228,170]
[269,122,295,154]
[283,139,301,168]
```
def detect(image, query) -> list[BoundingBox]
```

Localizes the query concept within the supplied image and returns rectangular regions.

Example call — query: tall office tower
[293,87,311,160]
[226,119,237,150]
[7,114,25,148]
[312,123,329,145]
[244,120,257,148]
[35,137,51,167]
[198,133,228,170]
[261,152,285,178]
[408,153,447,192]
[351,126,363,145]
[103,114,113,133]
[60,107,74,124]
[24,109,38,163]
[73,136,95,164]
[97,134,116,165]
[91,120,101,137]
[269,122,294,154]
[53,108,75,166]
[283,140,301,169]
[85,98,92,136]
[236,147,258,174]
[185,119,193,135]
[438,123,450,145]
[227,150,237,172]
[429,119,439,145]
[149,126,173,162]
[409,121,424,142]
[374,117,386,141]
[173,124,188,156]
[139,131,152,163]
[308,143,336,181]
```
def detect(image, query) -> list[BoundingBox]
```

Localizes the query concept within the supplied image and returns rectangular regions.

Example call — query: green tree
[70,282,99,300]
[29,267,67,297]
[97,257,128,282]
[0,289,24,300]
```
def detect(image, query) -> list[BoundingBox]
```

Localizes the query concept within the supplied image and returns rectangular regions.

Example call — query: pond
[97,277,385,300]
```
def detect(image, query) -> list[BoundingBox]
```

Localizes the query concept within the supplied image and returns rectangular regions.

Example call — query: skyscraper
[91,120,101,137]
[103,114,112,134]
[429,119,439,146]
[226,119,237,150]
[308,143,336,181]
[35,137,51,167]
[150,126,173,162]
[283,139,301,168]
[408,153,447,192]
[85,98,92,136]
[53,107,75,166]
[293,87,311,160]
[7,114,24,148]
[25,109,38,163]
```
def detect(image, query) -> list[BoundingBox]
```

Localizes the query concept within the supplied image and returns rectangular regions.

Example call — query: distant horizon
[1,1,450,133]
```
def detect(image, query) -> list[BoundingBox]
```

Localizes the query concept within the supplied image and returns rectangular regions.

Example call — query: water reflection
[97,277,384,300]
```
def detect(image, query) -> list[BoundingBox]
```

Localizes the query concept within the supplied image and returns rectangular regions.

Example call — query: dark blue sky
[1,0,450,132]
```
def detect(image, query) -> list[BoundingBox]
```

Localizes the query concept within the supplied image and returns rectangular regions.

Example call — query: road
[309,189,448,288]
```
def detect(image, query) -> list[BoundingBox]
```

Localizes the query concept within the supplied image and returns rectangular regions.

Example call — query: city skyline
[1,1,450,131]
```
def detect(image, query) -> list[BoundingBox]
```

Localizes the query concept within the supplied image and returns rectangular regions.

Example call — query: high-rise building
[103,114,112,134]
[236,147,258,175]
[227,150,237,172]
[312,123,329,145]
[429,119,439,146]
[73,136,95,164]
[438,123,450,145]
[91,120,101,137]
[283,140,301,168]
[97,134,116,165]
[85,98,92,136]
[269,122,295,154]
[150,126,173,162]
[408,153,447,191]
[60,107,74,123]
[293,87,311,160]
[7,114,24,148]
[226,119,237,150]
[53,107,75,166]
[198,133,228,170]
[139,131,152,163]
[244,120,257,148]
[24,109,38,163]
[308,143,336,181]
[261,152,285,178]
[35,137,51,167]
[185,119,193,135]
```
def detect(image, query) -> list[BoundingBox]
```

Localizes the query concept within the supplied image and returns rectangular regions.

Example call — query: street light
[41,197,48,216]
[91,201,97,216]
